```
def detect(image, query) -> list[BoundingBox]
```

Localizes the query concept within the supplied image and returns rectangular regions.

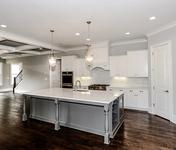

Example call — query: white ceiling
[0,0,176,48]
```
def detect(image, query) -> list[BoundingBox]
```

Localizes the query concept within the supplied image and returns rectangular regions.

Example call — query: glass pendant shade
[85,21,93,66]
[86,55,93,62]
[48,29,56,68]
[49,55,56,67]
[85,45,93,66]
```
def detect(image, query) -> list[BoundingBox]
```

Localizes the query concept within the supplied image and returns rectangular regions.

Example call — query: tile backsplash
[76,67,148,88]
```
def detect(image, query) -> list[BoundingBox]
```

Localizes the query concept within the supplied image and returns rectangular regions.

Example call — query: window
[11,63,22,85]
[0,63,3,86]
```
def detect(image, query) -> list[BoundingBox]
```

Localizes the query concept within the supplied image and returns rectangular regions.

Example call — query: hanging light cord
[50,29,54,56]
[87,21,91,45]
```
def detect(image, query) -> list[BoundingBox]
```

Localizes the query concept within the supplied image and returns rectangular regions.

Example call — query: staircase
[13,70,23,94]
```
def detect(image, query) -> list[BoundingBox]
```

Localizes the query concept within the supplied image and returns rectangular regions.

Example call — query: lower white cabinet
[110,88,148,111]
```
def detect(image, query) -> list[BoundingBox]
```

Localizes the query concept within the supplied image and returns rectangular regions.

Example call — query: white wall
[148,26,176,115]
[6,55,53,91]
[0,60,11,90]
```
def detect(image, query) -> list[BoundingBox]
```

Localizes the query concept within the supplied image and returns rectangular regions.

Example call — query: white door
[152,44,170,120]
[50,60,61,88]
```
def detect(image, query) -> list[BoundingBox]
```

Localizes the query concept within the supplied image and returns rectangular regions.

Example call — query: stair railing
[13,69,23,94]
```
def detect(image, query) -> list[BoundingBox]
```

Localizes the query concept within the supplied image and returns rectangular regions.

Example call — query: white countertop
[23,88,123,106]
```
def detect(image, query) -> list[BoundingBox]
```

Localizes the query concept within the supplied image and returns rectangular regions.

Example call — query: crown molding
[111,38,147,47]
[147,21,176,37]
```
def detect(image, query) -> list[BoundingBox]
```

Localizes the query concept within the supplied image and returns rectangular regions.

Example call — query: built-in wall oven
[62,72,73,88]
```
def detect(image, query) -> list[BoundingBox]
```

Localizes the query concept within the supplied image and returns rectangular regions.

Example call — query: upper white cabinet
[76,58,90,77]
[89,41,109,70]
[127,50,148,77]
[110,55,127,77]
[61,56,77,72]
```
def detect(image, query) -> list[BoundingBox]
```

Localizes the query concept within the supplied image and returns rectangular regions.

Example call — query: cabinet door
[110,56,127,77]
[137,89,148,109]
[125,89,138,108]
[127,50,148,77]
[61,56,76,71]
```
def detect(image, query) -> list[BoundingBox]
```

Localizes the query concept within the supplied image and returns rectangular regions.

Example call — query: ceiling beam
[0,30,65,52]
[0,45,15,51]
[0,37,5,41]
[1,54,34,59]
[1,49,61,59]
[15,45,39,51]
[20,50,41,55]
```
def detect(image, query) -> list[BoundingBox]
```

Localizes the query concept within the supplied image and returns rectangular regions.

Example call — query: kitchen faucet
[75,80,81,90]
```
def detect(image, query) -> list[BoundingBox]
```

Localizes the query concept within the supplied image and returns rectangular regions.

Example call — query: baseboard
[148,107,155,114]
[124,106,149,112]
[172,114,176,124]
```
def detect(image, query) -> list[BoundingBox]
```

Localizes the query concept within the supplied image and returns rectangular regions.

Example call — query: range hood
[87,41,110,71]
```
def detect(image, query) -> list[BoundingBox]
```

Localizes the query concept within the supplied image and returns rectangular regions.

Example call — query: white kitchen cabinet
[125,88,148,111]
[89,41,109,70]
[76,58,90,77]
[110,55,127,77]
[137,89,148,110]
[110,87,148,111]
[127,50,148,77]
[61,56,77,72]
[125,89,138,108]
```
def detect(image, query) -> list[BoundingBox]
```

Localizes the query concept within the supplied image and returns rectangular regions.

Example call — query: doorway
[151,41,173,121]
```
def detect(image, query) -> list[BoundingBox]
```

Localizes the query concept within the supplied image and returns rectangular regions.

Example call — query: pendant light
[85,21,93,65]
[49,29,56,67]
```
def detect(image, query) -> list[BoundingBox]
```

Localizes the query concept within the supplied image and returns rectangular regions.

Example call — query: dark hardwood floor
[0,92,176,150]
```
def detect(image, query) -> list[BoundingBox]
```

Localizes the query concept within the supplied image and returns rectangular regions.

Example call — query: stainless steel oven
[62,72,73,88]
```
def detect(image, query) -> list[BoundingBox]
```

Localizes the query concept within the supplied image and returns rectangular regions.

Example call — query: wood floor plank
[0,92,176,150]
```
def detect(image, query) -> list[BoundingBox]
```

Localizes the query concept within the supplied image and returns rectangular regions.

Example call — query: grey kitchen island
[22,88,124,144]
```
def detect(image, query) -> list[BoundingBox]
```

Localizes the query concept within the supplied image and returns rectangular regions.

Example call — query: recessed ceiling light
[75,32,80,36]
[149,16,156,20]
[86,38,91,41]
[125,32,131,35]
[0,24,7,28]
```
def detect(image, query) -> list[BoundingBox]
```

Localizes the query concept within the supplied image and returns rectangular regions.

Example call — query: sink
[73,89,89,92]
